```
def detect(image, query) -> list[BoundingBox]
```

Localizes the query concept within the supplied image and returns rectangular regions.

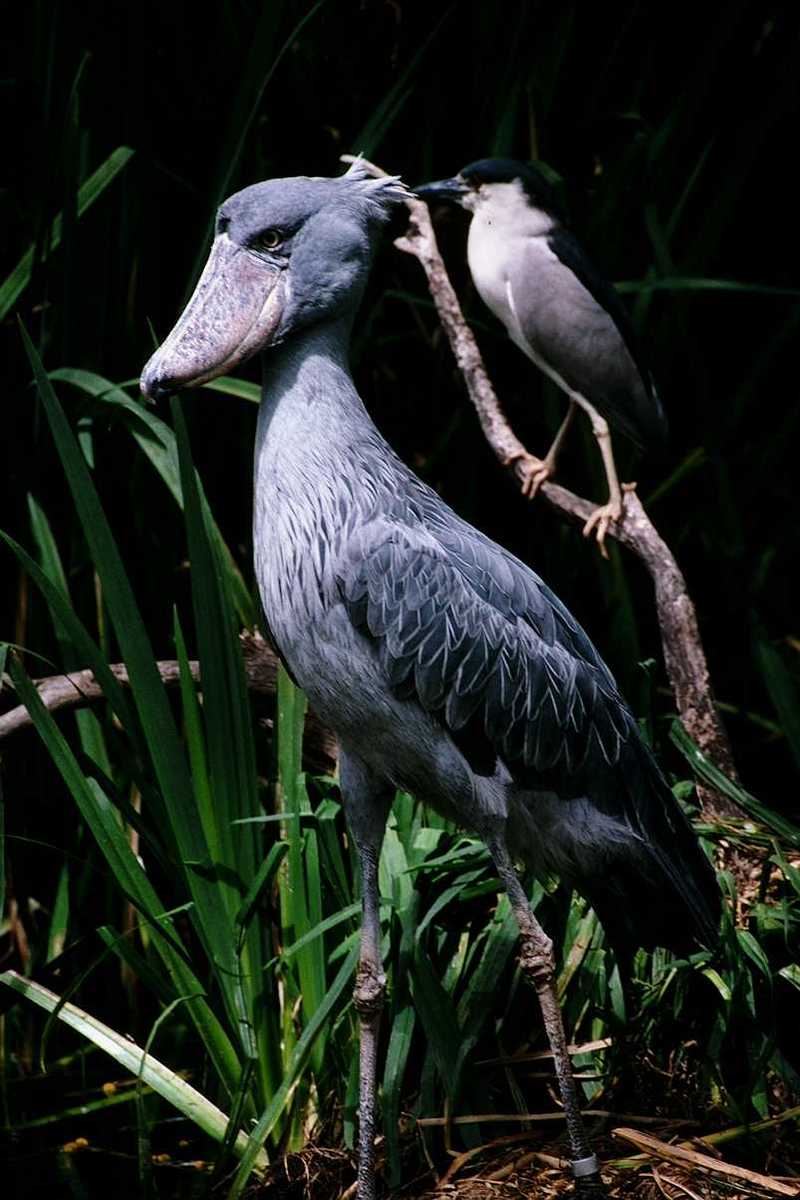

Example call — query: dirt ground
[249,1124,800,1200]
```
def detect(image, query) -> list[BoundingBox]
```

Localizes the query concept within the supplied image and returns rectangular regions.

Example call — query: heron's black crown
[460,157,562,216]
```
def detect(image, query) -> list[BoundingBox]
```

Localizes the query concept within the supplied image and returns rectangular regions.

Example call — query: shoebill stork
[140,163,718,1199]
[417,158,668,552]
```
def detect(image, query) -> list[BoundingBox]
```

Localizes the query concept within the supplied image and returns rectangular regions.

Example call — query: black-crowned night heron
[417,158,667,551]
[141,163,717,1200]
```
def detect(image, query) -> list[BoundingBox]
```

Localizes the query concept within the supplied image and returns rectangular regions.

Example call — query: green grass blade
[48,368,255,626]
[280,901,364,961]
[173,401,268,1071]
[670,719,800,846]
[0,971,267,1169]
[0,147,133,321]
[27,493,69,599]
[173,611,215,857]
[46,863,70,962]
[383,1001,416,1185]
[22,333,261,1023]
[274,666,326,1071]
[26,491,111,771]
[49,368,184,502]
[203,377,261,403]
[0,530,140,748]
[409,944,463,1101]
[212,1058,258,1184]
[228,943,359,1198]
[97,925,179,1006]
[778,964,800,992]
[5,654,243,1096]
[236,842,289,940]
[21,327,196,816]
[456,895,517,1042]
[174,400,260,872]
[313,798,353,911]
[558,908,599,1000]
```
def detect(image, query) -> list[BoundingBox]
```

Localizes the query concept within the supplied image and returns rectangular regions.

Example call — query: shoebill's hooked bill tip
[140,232,286,400]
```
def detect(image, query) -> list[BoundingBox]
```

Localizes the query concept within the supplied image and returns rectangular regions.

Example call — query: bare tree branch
[0,632,338,776]
[343,155,742,820]
[1,660,190,738]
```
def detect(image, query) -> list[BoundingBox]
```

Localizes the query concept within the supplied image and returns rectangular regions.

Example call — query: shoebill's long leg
[339,749,393,1200]
[571,391,632,556]
[487,836,604,1192]
[515,400,577,498]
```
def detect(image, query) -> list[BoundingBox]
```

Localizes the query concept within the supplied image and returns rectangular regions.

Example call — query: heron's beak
[415,176,470,206]
[140,233,286,400]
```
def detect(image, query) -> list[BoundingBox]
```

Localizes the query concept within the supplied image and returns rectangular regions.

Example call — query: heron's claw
[516,452,554,499]
[582,482,635,558]
[582,503,617,557]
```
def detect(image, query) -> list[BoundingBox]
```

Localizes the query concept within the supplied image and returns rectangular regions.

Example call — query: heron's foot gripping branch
[512,450,556,499]
[582,481,637,558]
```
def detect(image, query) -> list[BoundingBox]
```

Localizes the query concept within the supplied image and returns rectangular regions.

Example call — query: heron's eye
[255,228,283,252]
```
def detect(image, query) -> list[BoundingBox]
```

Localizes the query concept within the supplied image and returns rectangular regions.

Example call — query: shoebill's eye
[255,228,283,251]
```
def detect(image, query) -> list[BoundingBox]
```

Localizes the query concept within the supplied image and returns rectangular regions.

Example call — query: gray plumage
[141,163,718,1197]
[252,321,714,951]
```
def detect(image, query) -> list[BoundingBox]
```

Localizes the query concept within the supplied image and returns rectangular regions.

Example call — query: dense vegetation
[2,3,799,1195]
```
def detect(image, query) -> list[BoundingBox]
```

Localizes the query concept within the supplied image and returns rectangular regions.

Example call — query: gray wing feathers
[338,520,632,776]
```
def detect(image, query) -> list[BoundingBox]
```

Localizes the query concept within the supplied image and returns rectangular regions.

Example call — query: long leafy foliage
[3,353,799,1184]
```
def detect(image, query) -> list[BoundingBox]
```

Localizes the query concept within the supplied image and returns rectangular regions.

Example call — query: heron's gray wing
[337,519,632,776]
[546,230,655,398]
[507,233,667,449]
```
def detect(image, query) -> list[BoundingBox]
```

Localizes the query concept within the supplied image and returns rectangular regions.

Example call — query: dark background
[4,1,799,809]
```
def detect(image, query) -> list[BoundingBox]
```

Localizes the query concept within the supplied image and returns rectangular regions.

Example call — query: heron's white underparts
[141,163,718,1200]
[417,158,668,555]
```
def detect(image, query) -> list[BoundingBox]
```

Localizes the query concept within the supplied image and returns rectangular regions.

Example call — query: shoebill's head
[140,162,410,400]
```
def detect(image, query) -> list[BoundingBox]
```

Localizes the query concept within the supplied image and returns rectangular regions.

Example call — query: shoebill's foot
[582,481,636,558]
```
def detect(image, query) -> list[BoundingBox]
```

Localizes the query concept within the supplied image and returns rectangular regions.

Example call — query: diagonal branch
[342,155,742,821]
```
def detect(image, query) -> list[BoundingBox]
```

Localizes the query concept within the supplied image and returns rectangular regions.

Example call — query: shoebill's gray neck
[252,312,377,631]
[255,314,377,480]
[260,312,368,413]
